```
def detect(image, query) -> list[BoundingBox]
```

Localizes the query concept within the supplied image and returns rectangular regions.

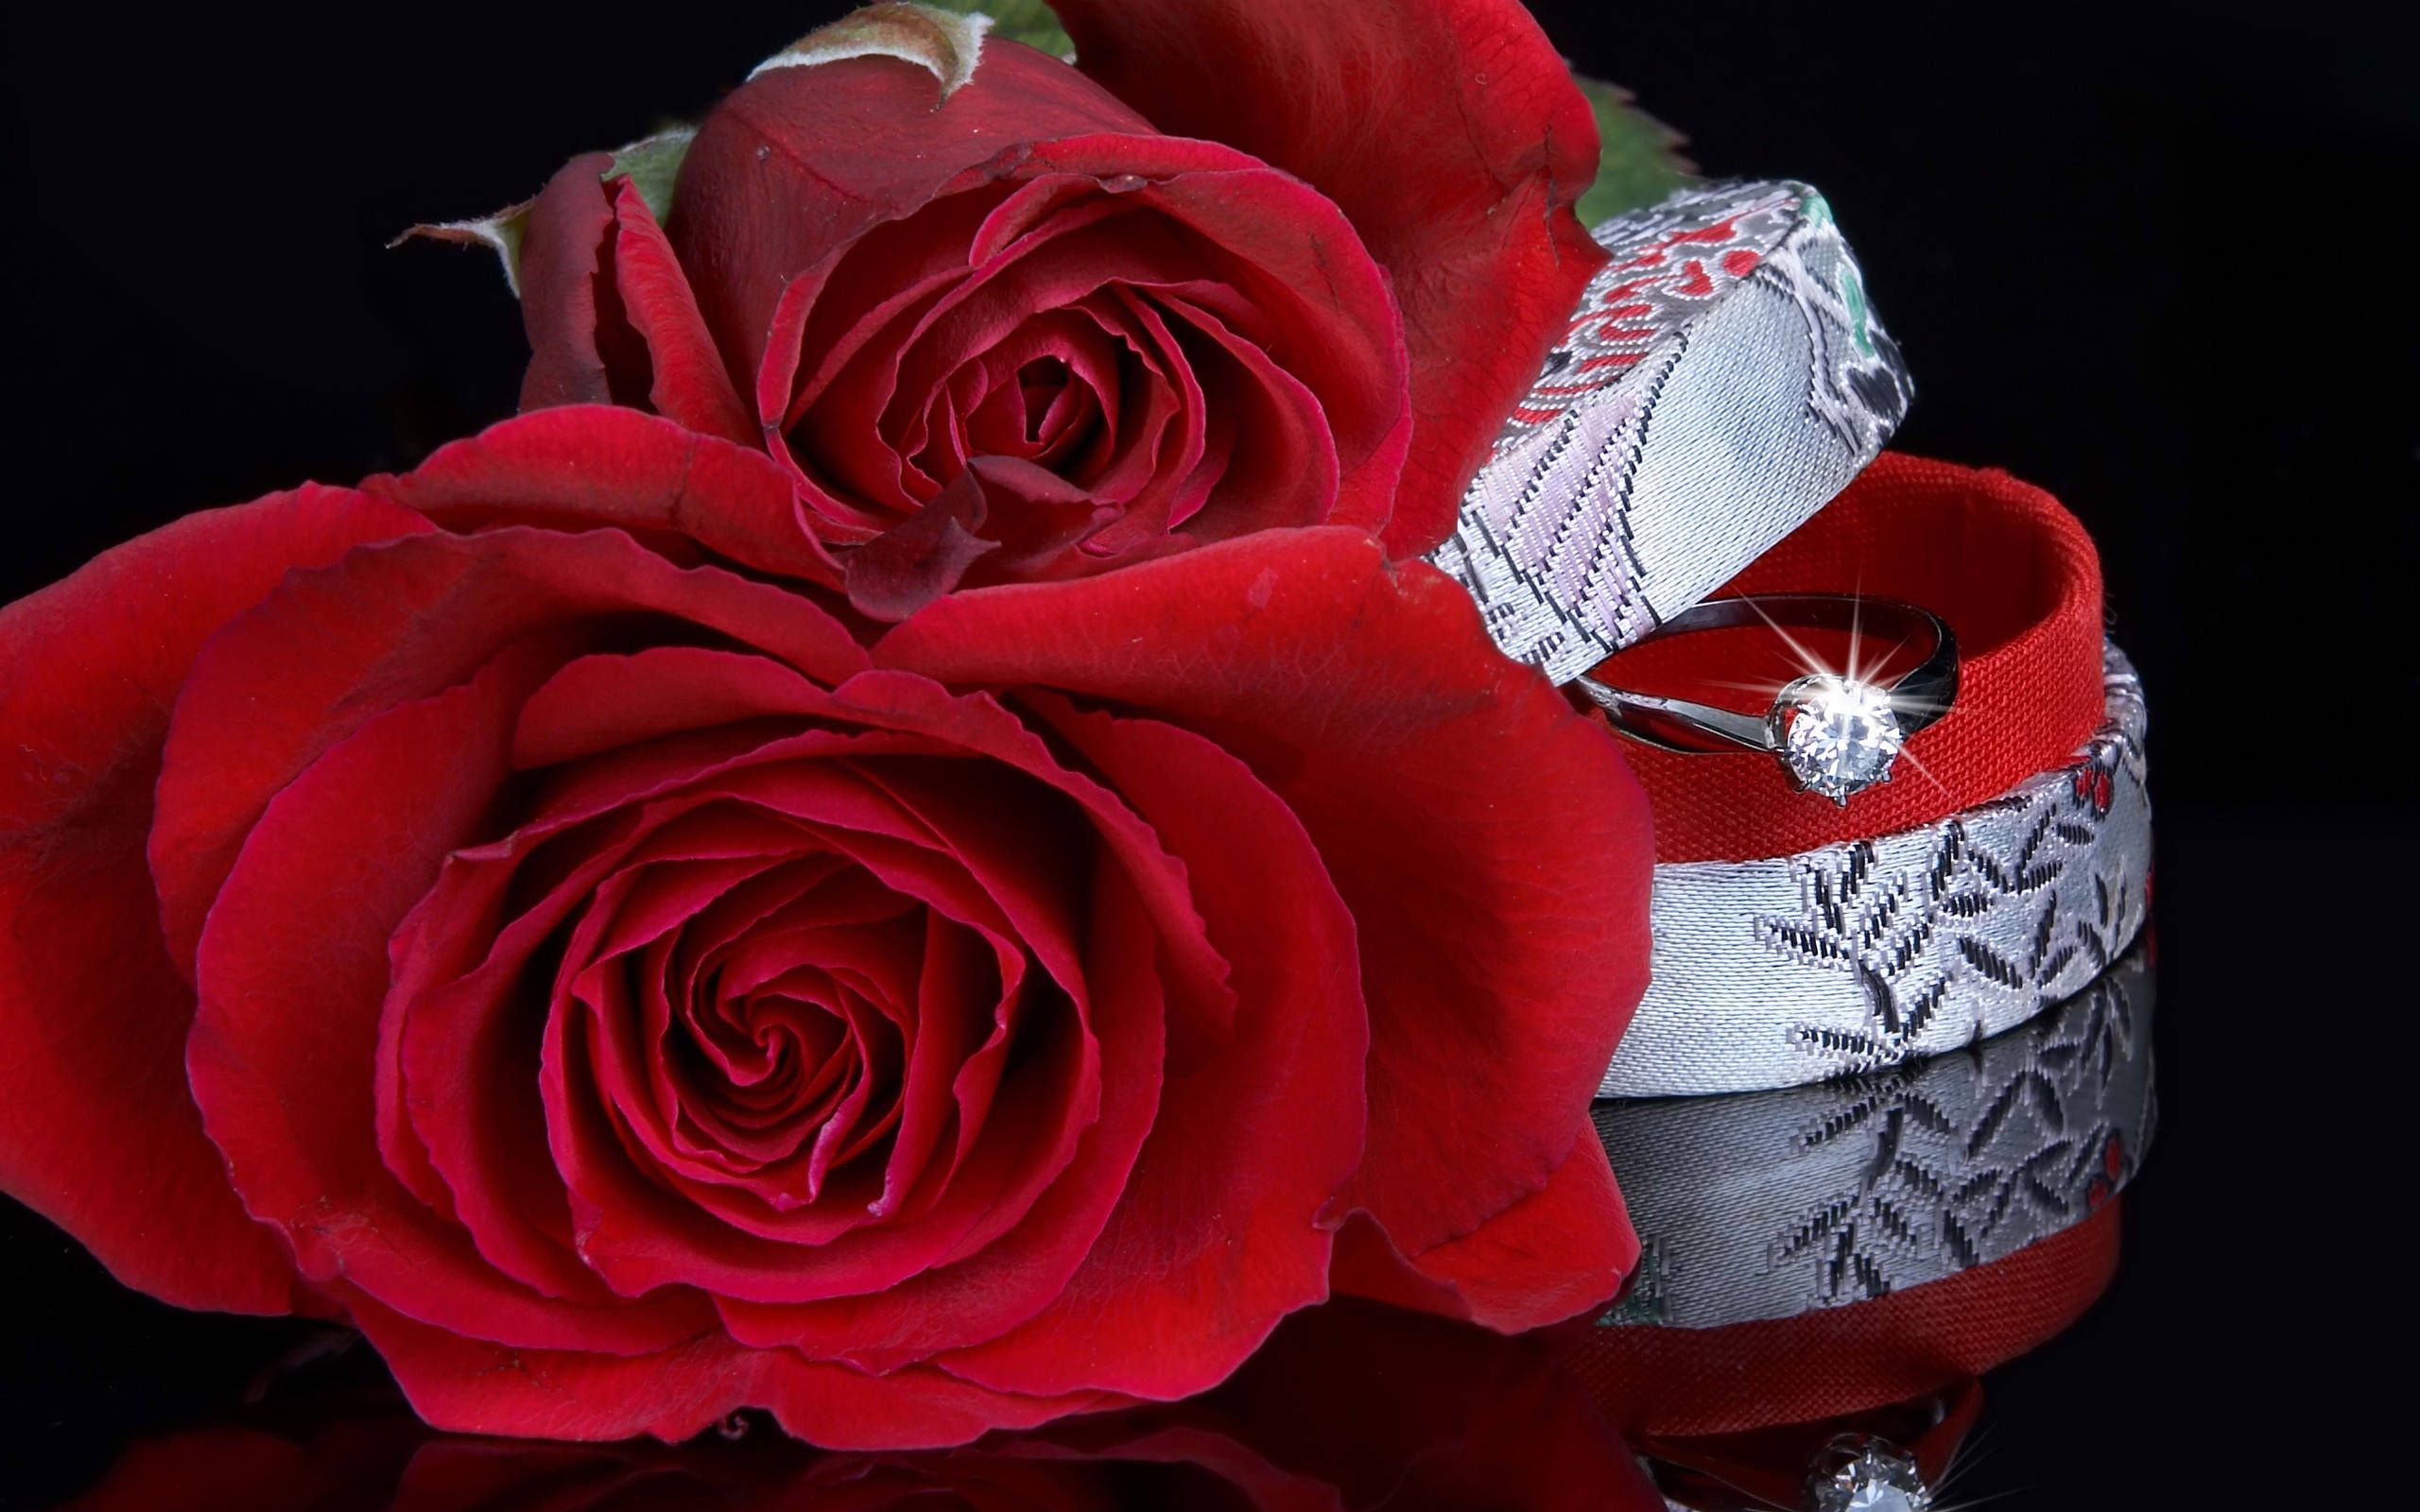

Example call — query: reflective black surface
[3,1,2409,1504]
[0,1194,2118,1510]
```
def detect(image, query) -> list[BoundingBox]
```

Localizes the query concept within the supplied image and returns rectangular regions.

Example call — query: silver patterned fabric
[1431,180,1912,684]
[1598,946,2154,1330]
[1604,644,2151,1099]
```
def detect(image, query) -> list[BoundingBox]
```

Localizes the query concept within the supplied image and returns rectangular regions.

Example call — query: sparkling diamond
[1809,1439,1932,1512]
[1771,674,1904,803]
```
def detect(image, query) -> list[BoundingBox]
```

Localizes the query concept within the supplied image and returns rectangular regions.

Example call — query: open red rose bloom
[506,0,1602,613]
[0,410,1650,1443]
[0,1,1657,1445]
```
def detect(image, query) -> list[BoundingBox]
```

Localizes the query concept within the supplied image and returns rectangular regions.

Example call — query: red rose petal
[514,151,630,413]
[369,406,840,589]
[347,1289,1124,1448]
[1330,1135,1635,1332]
[0,486,424,1314]
[843,457,1108,621]
[486,841,909,1247]
[603,178,756,446]
[958,310,1119,471]
[689,61,1405,567]
[511,644,838,770]
[883,913,1002,1215]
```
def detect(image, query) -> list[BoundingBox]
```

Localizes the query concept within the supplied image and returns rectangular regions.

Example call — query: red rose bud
[467,2,1606,603]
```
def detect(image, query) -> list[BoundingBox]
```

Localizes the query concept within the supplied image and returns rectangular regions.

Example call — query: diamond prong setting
[1769,674,1905,803]
[1808,1435,1932,1512]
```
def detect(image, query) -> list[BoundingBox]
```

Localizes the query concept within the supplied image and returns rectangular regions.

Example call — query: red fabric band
[1568,1200,2122,1438]
[1589,453,2105,864]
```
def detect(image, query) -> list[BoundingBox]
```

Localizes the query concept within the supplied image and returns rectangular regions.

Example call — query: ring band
[1602,640,2150,1098]
[1574,594,1959,805]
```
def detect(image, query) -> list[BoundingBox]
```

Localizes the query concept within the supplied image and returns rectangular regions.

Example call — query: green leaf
[1573,76,1692,227]
[603,127,697,227]
[925,0,1072,59]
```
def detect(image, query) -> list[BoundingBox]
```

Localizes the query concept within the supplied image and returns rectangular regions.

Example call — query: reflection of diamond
[1772,674,1904,803]
[1810,1438,1932,1512]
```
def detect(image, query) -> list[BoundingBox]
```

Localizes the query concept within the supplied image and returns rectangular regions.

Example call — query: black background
[3,1,2412,1504]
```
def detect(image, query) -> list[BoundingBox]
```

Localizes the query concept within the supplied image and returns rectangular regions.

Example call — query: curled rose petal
[347,1293,1126,1448]
[0,487,427,1314]
[513,156,753,445]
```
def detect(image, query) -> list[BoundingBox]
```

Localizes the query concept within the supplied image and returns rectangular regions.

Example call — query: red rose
[480,1,1603,610]
[0,408,1650,1443]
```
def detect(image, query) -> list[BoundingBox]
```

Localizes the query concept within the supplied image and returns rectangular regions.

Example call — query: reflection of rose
[0,407,1650,1444]
[60,1424,774,1512]
[63,1306,1662,1510]
[497,0,1604,610]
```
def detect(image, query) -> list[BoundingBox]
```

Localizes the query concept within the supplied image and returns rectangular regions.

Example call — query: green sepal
[925,0,1072,59]
[1574,76,1693,227]
[603,127,697,227]
[393,202,535,296]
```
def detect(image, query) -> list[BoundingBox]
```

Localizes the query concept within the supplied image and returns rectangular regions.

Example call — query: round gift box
[1590,455,2149,1097]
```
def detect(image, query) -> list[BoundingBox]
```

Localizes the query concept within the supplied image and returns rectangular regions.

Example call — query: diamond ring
[1572,594,1958,804]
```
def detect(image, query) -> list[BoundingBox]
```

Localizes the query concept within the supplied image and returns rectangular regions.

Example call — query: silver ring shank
[1573,594,1957,756]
